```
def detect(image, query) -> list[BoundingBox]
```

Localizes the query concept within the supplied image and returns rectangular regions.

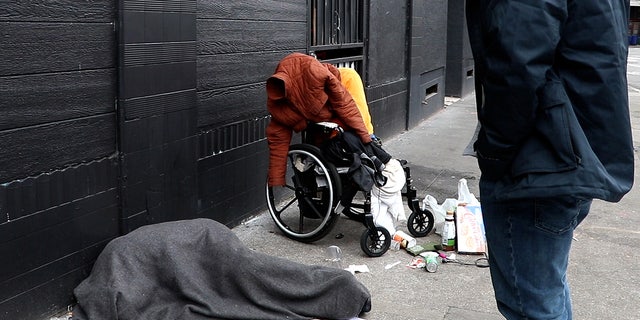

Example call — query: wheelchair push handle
[310,121,342,133]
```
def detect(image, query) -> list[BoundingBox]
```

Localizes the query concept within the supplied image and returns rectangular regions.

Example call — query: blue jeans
[480,179,591,320]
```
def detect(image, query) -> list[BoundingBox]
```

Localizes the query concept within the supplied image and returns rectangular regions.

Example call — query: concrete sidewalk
[233,47,640,320]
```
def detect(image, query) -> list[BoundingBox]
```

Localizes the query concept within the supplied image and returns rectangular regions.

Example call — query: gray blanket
[72,218,371,320]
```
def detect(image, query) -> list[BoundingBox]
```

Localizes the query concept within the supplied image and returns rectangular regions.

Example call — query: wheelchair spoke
[300,195,325,220]
[274,196,298,217]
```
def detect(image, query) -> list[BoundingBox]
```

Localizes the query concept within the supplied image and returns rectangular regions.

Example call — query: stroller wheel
[360,226,391,257]
[407,208,435,237]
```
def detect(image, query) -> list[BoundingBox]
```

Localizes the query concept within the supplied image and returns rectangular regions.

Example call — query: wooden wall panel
[194,0,307,227]
[117,0,199,232]
[198,20,306,55]
[0,22,115,76]
[0,115,116,182]
[0,70,116,130]
[197,83,266,128]
[0,0,114,22]
[197,0,306,20]
[196,33,305,128]
[197,139,270,226]
[0,191,119,283]
[0,1,119,319]
[0,201,118,320]
[197,52,285,91]
[0,0,118,181]
[196,0,306,130]
[197,51,288,127]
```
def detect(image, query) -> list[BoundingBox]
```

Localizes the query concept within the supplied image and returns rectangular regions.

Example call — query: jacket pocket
[510,80,579,176]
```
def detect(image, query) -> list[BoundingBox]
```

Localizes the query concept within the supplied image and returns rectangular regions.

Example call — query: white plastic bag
[422,178,479,235]
[457,178,480,206]
[421,195,457,235]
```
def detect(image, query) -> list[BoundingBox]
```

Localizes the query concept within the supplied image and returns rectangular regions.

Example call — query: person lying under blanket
[72,218,372,320]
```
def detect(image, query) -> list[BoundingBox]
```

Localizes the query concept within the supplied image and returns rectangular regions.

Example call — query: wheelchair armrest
[307,122,343,135]
[303,122,343,145]
[314,121,341,131]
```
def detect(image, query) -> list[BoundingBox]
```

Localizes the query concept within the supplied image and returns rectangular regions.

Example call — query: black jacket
[467,0,634,202]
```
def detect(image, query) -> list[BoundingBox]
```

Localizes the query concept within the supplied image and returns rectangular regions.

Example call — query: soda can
[393,230,417,249]
[421,251,439,273]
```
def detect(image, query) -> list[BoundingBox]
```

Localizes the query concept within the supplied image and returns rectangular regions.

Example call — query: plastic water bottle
[326,245,343,268]
[441,209,456,251]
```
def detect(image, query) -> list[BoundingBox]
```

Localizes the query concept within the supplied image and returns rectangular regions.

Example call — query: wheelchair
[265,122,435,257]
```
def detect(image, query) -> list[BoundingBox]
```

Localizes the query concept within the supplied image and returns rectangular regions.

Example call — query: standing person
[465,1,634,319]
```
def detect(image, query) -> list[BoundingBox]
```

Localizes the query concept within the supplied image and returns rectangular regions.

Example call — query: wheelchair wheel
[266,144,342,243]
[407,208,435,237]
[360,226,391,257]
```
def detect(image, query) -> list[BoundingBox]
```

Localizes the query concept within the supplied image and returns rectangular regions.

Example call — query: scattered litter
[405,243,437,256]
[384,261,401,269]
[444,97,460,106]
[326,246,343,269]
[406,256,425,269]
[392,230,416,249]
[345,264,370,274]
[389,240,401,251]
[422,252,440,273]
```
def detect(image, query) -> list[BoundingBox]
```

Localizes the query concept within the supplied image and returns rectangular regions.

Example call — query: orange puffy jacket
[266,53,372,186]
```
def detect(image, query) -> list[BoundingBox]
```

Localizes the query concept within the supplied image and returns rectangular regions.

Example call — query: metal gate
[310,0,366,72]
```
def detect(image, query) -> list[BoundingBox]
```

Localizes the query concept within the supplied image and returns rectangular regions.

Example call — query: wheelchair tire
[407,208,435,237]
[266,144,342,243]
[360,227,391,257]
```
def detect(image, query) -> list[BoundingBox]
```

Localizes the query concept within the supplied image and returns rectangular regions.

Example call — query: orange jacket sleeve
[266,119,293,187]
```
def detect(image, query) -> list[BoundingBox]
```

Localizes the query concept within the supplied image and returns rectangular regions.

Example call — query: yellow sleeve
[338,68,374,134]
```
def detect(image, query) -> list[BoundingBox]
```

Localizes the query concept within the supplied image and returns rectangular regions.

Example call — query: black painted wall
[406,0,447,129]
[117,0,199,232]
[445,0,474,98]
[0,1,119,319]
[195,0,307,226]
[0,0,451,318]
[366,0,410,137]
